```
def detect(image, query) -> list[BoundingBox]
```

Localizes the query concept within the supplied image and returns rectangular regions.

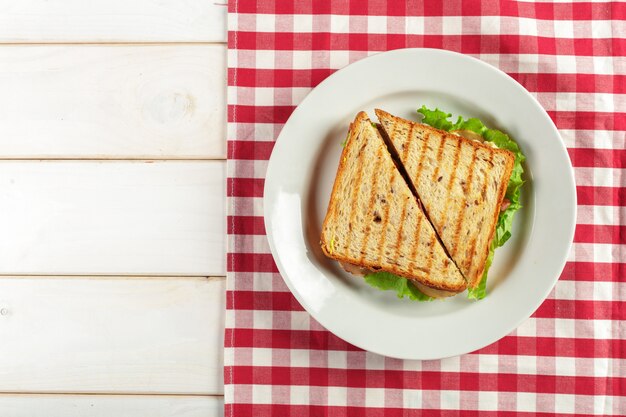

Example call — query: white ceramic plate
[264,48,576,360]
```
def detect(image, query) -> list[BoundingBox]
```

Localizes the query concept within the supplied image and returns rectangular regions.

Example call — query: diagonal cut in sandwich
[320,112,467,298]
[375,109,515,292]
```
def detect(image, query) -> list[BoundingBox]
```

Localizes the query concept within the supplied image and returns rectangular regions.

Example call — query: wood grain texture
[0,45,225,159]
[0,277,225,395]
[0,0,226,43]
[0,161,225,276]
[0,394,223,417]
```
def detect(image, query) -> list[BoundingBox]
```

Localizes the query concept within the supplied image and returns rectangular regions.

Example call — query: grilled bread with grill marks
[320,112,466,295]
[375,109,515,289]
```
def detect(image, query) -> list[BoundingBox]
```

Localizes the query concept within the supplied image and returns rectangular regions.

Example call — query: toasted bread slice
[375,109,515,288]
[320,112,466,294]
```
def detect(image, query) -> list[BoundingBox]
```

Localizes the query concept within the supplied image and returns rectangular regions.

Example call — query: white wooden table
[0,2,228,415]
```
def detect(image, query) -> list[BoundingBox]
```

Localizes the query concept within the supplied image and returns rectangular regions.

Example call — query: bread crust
[319,112,368,260]
[471,145,515,288]
[321,249,467,293]
[333,260,463,298]
[375,109,514,160]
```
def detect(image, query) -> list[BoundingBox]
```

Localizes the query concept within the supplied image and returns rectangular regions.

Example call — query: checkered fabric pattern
[225,1,626,415]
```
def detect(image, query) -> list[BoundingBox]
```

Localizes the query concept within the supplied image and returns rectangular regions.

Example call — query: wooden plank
[0,45,225,159]
[0,161,225,276]
[0,394,223,417]
[0,0,226,43]
[0,277,225,395]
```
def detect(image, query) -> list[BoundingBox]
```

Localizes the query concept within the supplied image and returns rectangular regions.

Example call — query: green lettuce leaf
[364,271,433,302]
[418,106,457,131]
[418,105,526,300]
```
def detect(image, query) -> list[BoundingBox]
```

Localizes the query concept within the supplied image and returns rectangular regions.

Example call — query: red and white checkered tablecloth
[225,1,625,415]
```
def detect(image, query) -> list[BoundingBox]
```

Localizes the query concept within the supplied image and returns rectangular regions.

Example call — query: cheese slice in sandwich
[320,111,466,297]
[375,109,515,289]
